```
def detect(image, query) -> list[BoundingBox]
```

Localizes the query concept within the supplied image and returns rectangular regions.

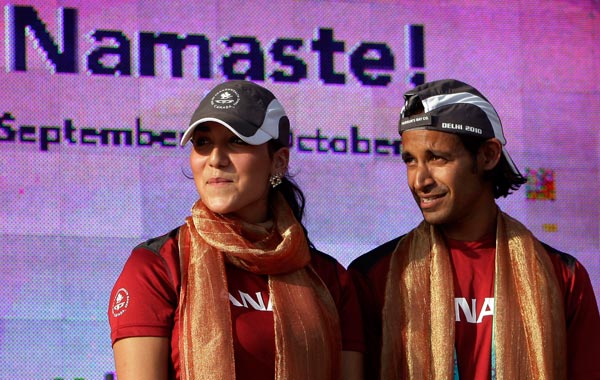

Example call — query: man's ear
[478,138,502,171]
[271,147,290,175]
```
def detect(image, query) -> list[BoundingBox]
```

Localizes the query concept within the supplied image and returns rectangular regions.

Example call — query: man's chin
[421,210,448,226]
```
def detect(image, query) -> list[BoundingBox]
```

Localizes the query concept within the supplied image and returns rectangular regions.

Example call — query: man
[349,79,600,379]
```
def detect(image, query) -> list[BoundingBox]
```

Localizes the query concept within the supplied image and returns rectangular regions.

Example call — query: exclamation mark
[405,24,425,86]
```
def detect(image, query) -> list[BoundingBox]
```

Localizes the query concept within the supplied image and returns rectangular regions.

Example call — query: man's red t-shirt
[349,233,600,379]
[448,235,496,379]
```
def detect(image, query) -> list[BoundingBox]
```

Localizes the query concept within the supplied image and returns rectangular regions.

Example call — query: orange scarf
[381,211,566,379]
[178,194,341,380]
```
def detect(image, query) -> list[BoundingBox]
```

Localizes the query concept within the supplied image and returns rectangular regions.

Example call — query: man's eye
[429,155,449,164]
[402,155,415,164]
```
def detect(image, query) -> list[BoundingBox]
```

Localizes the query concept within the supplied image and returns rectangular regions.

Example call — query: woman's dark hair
[267,139,315,248]
[458,134,527,199]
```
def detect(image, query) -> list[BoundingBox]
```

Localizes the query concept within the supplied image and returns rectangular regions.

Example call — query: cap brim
[180,117,273,146]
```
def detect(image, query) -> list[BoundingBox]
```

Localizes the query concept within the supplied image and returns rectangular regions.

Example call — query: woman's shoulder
[133,227,181,257]
[123,227,183,289]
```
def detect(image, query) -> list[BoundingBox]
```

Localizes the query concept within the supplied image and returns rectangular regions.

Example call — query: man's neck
[440,206,499,241]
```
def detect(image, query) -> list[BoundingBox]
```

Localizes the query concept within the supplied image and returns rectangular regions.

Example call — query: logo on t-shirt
[111,288,130,317]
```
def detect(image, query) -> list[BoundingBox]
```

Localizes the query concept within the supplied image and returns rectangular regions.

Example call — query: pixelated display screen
[1,1,598,378]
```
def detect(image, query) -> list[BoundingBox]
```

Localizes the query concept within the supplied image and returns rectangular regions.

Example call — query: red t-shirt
[109,228,364,380]
[447,235,496,380]
[349,233,600,380]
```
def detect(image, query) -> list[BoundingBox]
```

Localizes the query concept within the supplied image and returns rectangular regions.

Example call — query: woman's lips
[207,177,232,184]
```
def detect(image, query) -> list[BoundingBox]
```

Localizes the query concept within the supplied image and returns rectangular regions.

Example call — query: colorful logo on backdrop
[525,167,556,201]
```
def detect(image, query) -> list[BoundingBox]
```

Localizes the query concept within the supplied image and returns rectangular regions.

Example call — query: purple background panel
[0,0,598,378]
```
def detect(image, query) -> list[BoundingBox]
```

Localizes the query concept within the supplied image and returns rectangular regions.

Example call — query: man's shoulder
[349,235,406,275]
[540,241,578,272]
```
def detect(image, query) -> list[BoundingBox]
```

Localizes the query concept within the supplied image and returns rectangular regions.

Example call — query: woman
[108,80,364,380]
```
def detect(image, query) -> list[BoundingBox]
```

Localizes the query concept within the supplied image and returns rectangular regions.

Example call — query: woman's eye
[192,137,210,148]
[231,137,248,145]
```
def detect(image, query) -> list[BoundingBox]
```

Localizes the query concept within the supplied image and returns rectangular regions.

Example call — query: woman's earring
[269,173,283,188]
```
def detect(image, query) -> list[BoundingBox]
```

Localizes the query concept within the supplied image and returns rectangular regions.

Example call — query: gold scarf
[381,211,566,379]
[178,194,341,380]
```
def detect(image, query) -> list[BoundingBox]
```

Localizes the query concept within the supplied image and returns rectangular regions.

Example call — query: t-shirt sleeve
[557,257,600,379]
[311,253,365,353]
[108,241,180,345]
[348,249,394,379]
[336,262,366,352]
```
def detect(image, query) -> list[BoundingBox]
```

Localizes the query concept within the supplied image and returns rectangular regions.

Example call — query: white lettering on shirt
[229,290,272,311]
[477,298,494,323]
[455,297,494,323]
